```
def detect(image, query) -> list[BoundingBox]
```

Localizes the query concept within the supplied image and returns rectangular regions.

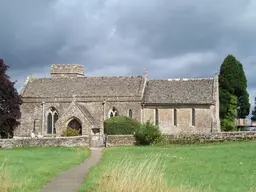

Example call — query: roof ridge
[33,75,143,80]
[148,78,214,81]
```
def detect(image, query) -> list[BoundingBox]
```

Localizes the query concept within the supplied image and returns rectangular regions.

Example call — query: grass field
[0,147,89,192]
[79,141,256,192]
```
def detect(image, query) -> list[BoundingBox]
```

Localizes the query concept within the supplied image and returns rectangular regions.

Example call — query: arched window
[128,109,133,118]
[47,107,58,134]
[109,107,118,118]
[155,108,159,125]
[68,118,82,135]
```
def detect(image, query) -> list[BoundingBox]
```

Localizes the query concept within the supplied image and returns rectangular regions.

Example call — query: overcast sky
[1,0,256,112]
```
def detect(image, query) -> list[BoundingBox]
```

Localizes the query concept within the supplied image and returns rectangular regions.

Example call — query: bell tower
[50,64,84,78]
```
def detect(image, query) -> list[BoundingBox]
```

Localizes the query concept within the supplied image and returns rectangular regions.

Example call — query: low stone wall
[106,132,256,146]
[2,132,256,148]
[107,135,136,146]
[0,135,89,148]
[165,131,256,144]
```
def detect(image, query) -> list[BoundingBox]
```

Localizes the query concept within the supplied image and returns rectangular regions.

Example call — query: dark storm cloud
[1,0,256,111]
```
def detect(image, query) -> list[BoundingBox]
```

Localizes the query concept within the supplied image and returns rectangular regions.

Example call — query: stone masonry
[15,64,220,137]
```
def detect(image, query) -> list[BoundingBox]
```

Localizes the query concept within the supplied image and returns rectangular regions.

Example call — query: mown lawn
[80,141,256,192]
[0,147,89,192]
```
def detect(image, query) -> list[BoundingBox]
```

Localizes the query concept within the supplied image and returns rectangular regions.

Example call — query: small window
[192,108,195,126]
[174,108,177,126]
[109,107,118,118]
[128,109,133,118]
[155,108,159,125]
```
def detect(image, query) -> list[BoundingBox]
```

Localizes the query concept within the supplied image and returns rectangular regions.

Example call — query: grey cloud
[1,0,256,112]
[114,0,253,58]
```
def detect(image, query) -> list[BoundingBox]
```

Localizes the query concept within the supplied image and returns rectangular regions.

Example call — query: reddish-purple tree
[0,59,22,138]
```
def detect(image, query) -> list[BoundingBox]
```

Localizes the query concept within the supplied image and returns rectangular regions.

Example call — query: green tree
[219,54,250,131]
[236,61,250,118]
[221,94,237,131]
[219,55,238,119]
[251,97,256,121]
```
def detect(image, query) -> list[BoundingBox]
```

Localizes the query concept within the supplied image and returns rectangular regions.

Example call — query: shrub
[104,116,141,135]
[63,126,80,137]
[221,119,236,132]
[134,121,163,145]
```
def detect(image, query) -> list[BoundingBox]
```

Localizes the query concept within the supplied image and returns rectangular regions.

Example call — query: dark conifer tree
[219,54,250,131]
[219,55,238,119]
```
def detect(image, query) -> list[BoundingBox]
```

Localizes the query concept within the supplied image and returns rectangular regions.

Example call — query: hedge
[104,116,141,135]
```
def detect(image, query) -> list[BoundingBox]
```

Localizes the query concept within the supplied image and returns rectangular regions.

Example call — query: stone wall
[16,100,142,137]
[0,135,89,148]
[2,132,256,148]
[106,135,136,146]
[106,132,256,146]
[165,132,256,144]
[104,101,142,122]
[142,105,214,134]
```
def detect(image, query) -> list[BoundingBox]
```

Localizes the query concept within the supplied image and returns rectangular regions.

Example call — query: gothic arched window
[47,107,58,134]
[109,107,118,118]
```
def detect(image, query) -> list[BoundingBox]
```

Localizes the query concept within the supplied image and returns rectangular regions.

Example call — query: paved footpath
[41,148,103,192]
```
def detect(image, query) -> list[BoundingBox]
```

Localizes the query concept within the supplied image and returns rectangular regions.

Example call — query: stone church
[15,64,220,137]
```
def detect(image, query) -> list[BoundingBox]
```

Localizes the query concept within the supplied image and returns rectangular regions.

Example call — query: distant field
[80,141,256,192]
[0,147,89,192]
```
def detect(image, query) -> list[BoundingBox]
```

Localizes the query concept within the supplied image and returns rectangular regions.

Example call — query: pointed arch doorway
[68,118,82,135]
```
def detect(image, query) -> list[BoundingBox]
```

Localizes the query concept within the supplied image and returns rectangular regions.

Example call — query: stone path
[41,148,103,192]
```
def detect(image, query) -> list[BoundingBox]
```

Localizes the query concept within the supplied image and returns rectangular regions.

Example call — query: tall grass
[0,158,13,192]
[0,157,27,192]
[0,170,13,192]
[87,154,198,192]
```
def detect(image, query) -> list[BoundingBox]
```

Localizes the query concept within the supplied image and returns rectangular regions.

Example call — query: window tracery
[109,107,118,118]
[47,107,58,134]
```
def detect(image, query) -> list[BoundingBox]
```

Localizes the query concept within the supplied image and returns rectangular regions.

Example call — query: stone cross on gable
[72,94,77,102]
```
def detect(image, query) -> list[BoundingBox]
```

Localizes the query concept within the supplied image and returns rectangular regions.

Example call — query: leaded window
[109,107,118,118]
[47,107,58,134]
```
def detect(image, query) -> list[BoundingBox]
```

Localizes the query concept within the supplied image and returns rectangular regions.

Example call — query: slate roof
[142,78,214,104]
[22,76,145,98]
[22,75,215,104]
